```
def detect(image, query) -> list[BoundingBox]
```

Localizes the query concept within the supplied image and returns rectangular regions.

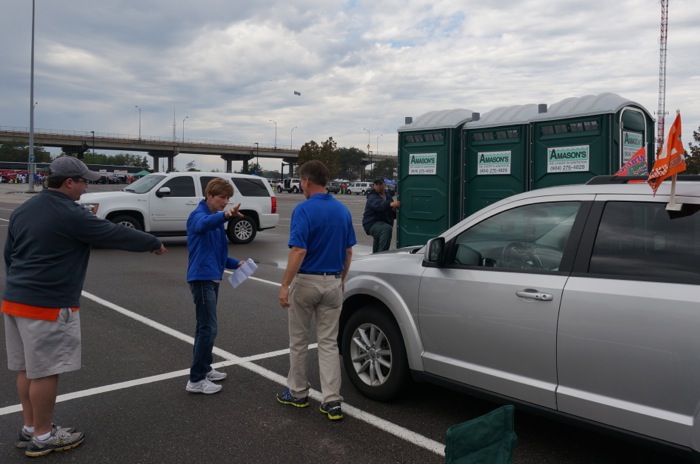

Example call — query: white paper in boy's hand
[228,258,258,288]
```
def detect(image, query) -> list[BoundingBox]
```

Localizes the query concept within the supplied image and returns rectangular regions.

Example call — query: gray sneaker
[25,426,85,457]
[16,424,75,449]
[206,368,227,382]
[186,378,223,394]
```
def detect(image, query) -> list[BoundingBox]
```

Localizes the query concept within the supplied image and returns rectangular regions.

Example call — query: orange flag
[647,112,686,195]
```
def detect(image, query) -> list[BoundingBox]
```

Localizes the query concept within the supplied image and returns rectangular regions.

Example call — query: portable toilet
[397,109,477,248]
[529,93,655,189]
[462,103,546,217]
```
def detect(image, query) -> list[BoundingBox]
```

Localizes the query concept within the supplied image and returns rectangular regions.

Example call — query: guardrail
[0,126,399,157]
[0,126,279,150]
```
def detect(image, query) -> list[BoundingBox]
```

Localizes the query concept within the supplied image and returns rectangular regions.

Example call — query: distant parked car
[347,181,372,195]
[326,181,342,194]
[276,178,302,193]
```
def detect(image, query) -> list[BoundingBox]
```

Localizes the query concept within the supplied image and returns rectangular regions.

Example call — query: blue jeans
[189,280,219,382]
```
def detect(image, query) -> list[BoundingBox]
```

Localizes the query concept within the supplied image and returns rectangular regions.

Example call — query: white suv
[276,178,302,193]
[347,181,372,195]
[78,172,279,244]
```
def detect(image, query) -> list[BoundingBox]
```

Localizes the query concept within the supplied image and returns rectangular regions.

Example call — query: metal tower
[656,0,669,153]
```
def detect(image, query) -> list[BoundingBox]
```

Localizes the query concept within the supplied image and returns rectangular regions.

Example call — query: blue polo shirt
[289,193,356,273]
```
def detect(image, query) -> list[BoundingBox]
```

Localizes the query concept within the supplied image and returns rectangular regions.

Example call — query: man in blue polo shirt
[276,160,356,420]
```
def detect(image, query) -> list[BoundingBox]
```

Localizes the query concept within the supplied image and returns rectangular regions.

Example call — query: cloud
[1,0,699,173]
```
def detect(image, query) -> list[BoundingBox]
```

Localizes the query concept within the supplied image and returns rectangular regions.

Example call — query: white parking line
[0,288,445,457]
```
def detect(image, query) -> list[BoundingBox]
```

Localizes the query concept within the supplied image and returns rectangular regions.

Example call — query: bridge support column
[149,150,177,172]
[221,154,254,173]
[282,158,298,177]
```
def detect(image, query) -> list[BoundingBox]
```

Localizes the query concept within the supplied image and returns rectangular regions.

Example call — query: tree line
[295,137,397,180]
[0,141,150,168]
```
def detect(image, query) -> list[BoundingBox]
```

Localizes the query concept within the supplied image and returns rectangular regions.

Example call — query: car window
[125,174,165,193]
[162,176,195,197]
[450,202,581,271]
[231,177,270,197]
[589,202,700,283]
[199,176,227,196]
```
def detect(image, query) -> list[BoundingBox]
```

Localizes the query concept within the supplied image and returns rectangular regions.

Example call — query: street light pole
[269,120,277,149]
[255,142,259,174]
[363,128,371,179]
[290,126,297,149]
[27,0,36,192]
[91,131,95,155]
[182,116,188,142]
[135,105,141,140]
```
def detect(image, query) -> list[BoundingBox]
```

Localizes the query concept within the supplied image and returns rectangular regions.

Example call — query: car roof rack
[587,175,700,185]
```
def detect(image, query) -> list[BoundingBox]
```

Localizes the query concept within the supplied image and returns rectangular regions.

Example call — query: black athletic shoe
[276,388,310,407]
[319,401,344,420]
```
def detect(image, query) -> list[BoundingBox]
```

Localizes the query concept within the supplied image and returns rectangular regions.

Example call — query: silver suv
[79,172,278,244]
[341,175,700,455]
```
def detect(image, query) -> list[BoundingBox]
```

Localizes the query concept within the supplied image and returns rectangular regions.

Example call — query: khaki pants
[287,274,343,404]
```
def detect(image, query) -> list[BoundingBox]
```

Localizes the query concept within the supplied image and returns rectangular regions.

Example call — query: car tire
[227,215,257,244]
[111,215,144,231]
[341,305,409,401]
[292,186,299,193]
[277,186,283,193]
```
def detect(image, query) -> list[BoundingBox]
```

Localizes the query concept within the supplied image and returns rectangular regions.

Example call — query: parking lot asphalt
[0,184,690,463]
[0,183,42,204]
[0,185,445,464]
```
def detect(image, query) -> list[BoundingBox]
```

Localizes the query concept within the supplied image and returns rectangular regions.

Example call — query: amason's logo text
[479,153,509,163]
[410,154,436,164]
[624,131,643,146]
[548,146,589,160]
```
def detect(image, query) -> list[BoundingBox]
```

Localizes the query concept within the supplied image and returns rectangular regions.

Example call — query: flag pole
[666,109,683,211]
[666,174,681,211]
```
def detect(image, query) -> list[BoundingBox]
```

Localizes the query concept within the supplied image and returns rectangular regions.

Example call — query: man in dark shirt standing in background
[362,178,400,253]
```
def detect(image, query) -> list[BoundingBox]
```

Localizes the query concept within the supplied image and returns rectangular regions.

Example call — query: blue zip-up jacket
[186,199,240,282]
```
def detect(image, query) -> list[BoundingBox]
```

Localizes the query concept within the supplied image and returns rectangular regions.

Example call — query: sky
[1,0,699,173]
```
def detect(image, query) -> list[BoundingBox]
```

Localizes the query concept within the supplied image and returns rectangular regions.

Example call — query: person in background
[2,156,167,457]
[361,178,400,253]
[276,160,356,420]
[186,178,249,395]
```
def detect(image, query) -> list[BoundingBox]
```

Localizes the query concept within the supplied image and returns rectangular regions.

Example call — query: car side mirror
[422,237,445,267]
[156,186,171,198]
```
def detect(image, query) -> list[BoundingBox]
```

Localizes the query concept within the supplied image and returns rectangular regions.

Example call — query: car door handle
[515,289,553,301]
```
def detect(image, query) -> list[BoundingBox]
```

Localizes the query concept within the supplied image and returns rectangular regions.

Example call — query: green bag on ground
[445,405,517,464]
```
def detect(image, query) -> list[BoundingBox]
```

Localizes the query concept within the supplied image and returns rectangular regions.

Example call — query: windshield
[123,174,166,193]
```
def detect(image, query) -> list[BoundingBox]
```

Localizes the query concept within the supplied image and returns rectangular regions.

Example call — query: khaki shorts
[4,309,82,379]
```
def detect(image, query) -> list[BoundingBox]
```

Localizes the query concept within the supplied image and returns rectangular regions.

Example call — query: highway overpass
[0,127,396,174]
[0,127,301,173]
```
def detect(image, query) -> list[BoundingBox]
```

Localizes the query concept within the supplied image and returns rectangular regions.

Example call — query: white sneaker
[206,368,228,382]
[186,379,223,394]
